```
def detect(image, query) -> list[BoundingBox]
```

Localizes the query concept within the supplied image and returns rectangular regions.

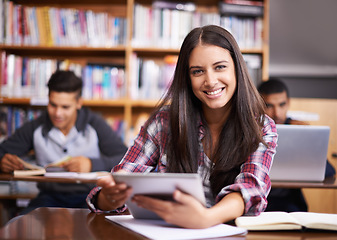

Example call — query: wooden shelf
[0,98,31,105]
[14,0,128,6]
[0,0,270,144]
[0,45,126,57]
[0,98,158,108]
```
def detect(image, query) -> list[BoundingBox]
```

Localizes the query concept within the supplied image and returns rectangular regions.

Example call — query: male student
[258,78,335,212]
[0,70,128,214]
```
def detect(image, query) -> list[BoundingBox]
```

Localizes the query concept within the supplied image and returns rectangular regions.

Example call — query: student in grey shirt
[0,70,128,214]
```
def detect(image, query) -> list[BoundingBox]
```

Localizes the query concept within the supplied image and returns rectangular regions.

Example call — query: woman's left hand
[131,190,210,229]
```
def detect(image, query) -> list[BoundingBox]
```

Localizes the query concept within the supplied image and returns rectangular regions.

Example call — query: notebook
[111,172,206,220]
[269,124,330,182]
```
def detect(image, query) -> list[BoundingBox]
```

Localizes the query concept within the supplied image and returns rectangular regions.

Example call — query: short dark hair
[47,70,83,99]
[257,78,289,97]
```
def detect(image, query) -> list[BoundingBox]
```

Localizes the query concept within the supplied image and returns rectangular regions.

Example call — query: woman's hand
[96,174,132,211]
[132,191,245,229]
[132,190,209,229]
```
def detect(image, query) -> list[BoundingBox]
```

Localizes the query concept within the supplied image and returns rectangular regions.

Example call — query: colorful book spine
[1,2,127,47]
[0,106,42,140]
[218,1,264,17]
[132,2,263,49]
[1,52,126,100]
[130,54,177,100]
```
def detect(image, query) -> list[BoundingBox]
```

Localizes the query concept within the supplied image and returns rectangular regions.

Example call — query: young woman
[87,25,277,229]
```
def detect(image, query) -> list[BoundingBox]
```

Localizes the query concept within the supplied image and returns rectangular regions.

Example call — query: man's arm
[0,120,38,172]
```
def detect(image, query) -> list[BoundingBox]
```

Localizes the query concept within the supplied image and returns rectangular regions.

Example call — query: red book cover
[1,51,7,88]
[223,0,264,6]
[22,6,30,44]
[17,5,23,44]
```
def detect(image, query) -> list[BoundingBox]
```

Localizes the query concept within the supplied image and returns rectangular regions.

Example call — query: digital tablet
[111,172,206,220]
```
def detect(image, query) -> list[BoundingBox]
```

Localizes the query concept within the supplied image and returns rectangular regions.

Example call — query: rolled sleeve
[216,116,277,215]
[113,111,169,173]
[86,186,127,213]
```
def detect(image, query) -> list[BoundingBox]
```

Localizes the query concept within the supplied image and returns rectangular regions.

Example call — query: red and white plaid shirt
[87,108,277,216]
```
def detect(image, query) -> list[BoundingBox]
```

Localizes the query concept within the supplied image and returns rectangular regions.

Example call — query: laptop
[269,124,330,182]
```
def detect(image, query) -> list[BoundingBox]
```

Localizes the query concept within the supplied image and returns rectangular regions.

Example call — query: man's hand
[61,156,92,172]
[0,153,25,173]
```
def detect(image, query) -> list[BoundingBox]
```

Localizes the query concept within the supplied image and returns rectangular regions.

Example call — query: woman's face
[189,44,237,112]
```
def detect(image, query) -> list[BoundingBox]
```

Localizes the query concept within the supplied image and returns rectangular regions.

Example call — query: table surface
[0,173,336,188]
[0,173,102,184]
[271,176,337,189]
[0,207,336,240]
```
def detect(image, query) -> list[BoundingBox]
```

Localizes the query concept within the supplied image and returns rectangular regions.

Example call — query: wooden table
[1,173,336,189]
[0,207,336,239]
[271,176,337,189]
[0,173,100,184]
[0,173,103,227]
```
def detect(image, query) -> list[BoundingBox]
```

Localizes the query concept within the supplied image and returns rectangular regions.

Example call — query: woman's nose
[204,71,218,87]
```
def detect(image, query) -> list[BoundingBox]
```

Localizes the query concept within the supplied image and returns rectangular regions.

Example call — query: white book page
[44,171,109,179]
[235,212,301,228]
[290,212,337,231]
[106,215,247,240]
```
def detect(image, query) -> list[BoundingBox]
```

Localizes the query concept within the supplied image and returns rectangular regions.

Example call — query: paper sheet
[105,215,247,240]
[44,171,109,179]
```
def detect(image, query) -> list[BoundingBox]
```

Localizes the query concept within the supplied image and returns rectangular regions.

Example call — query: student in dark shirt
[258,78,335,212]
[0,70,128,214]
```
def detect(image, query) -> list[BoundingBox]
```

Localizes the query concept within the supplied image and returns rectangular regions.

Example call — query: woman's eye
[191,69,203,76]
[215,65,226,70]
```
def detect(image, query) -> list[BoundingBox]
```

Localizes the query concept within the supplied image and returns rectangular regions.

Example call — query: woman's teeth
[207,88,222,95]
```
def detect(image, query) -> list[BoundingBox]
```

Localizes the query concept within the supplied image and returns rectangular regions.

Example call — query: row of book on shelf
[0,0,127,47]
[0,106,42,142]
[129,53,262,100]
[0,52,126,100]
[0,0,263,49]
[0,51,262,101]
[0,105,126,143]
[133,0,263,49]
[1,51,187,101]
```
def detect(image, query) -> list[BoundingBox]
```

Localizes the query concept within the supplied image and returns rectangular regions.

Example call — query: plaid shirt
[87,108,277,215]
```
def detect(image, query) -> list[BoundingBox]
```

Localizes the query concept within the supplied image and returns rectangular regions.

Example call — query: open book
[13,156,71,176]
[235,211,337,231]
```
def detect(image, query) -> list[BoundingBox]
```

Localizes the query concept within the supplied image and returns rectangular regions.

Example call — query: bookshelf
[0,0,270,144]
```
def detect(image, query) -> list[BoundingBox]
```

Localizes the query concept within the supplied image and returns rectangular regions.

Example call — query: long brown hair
[145,25,266,197]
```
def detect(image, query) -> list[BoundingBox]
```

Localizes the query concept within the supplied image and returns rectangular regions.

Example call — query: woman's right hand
[96,174,132,211]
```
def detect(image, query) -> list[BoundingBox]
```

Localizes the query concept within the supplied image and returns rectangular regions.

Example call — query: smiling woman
[189,45,236,115]
[87,25,278,229]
